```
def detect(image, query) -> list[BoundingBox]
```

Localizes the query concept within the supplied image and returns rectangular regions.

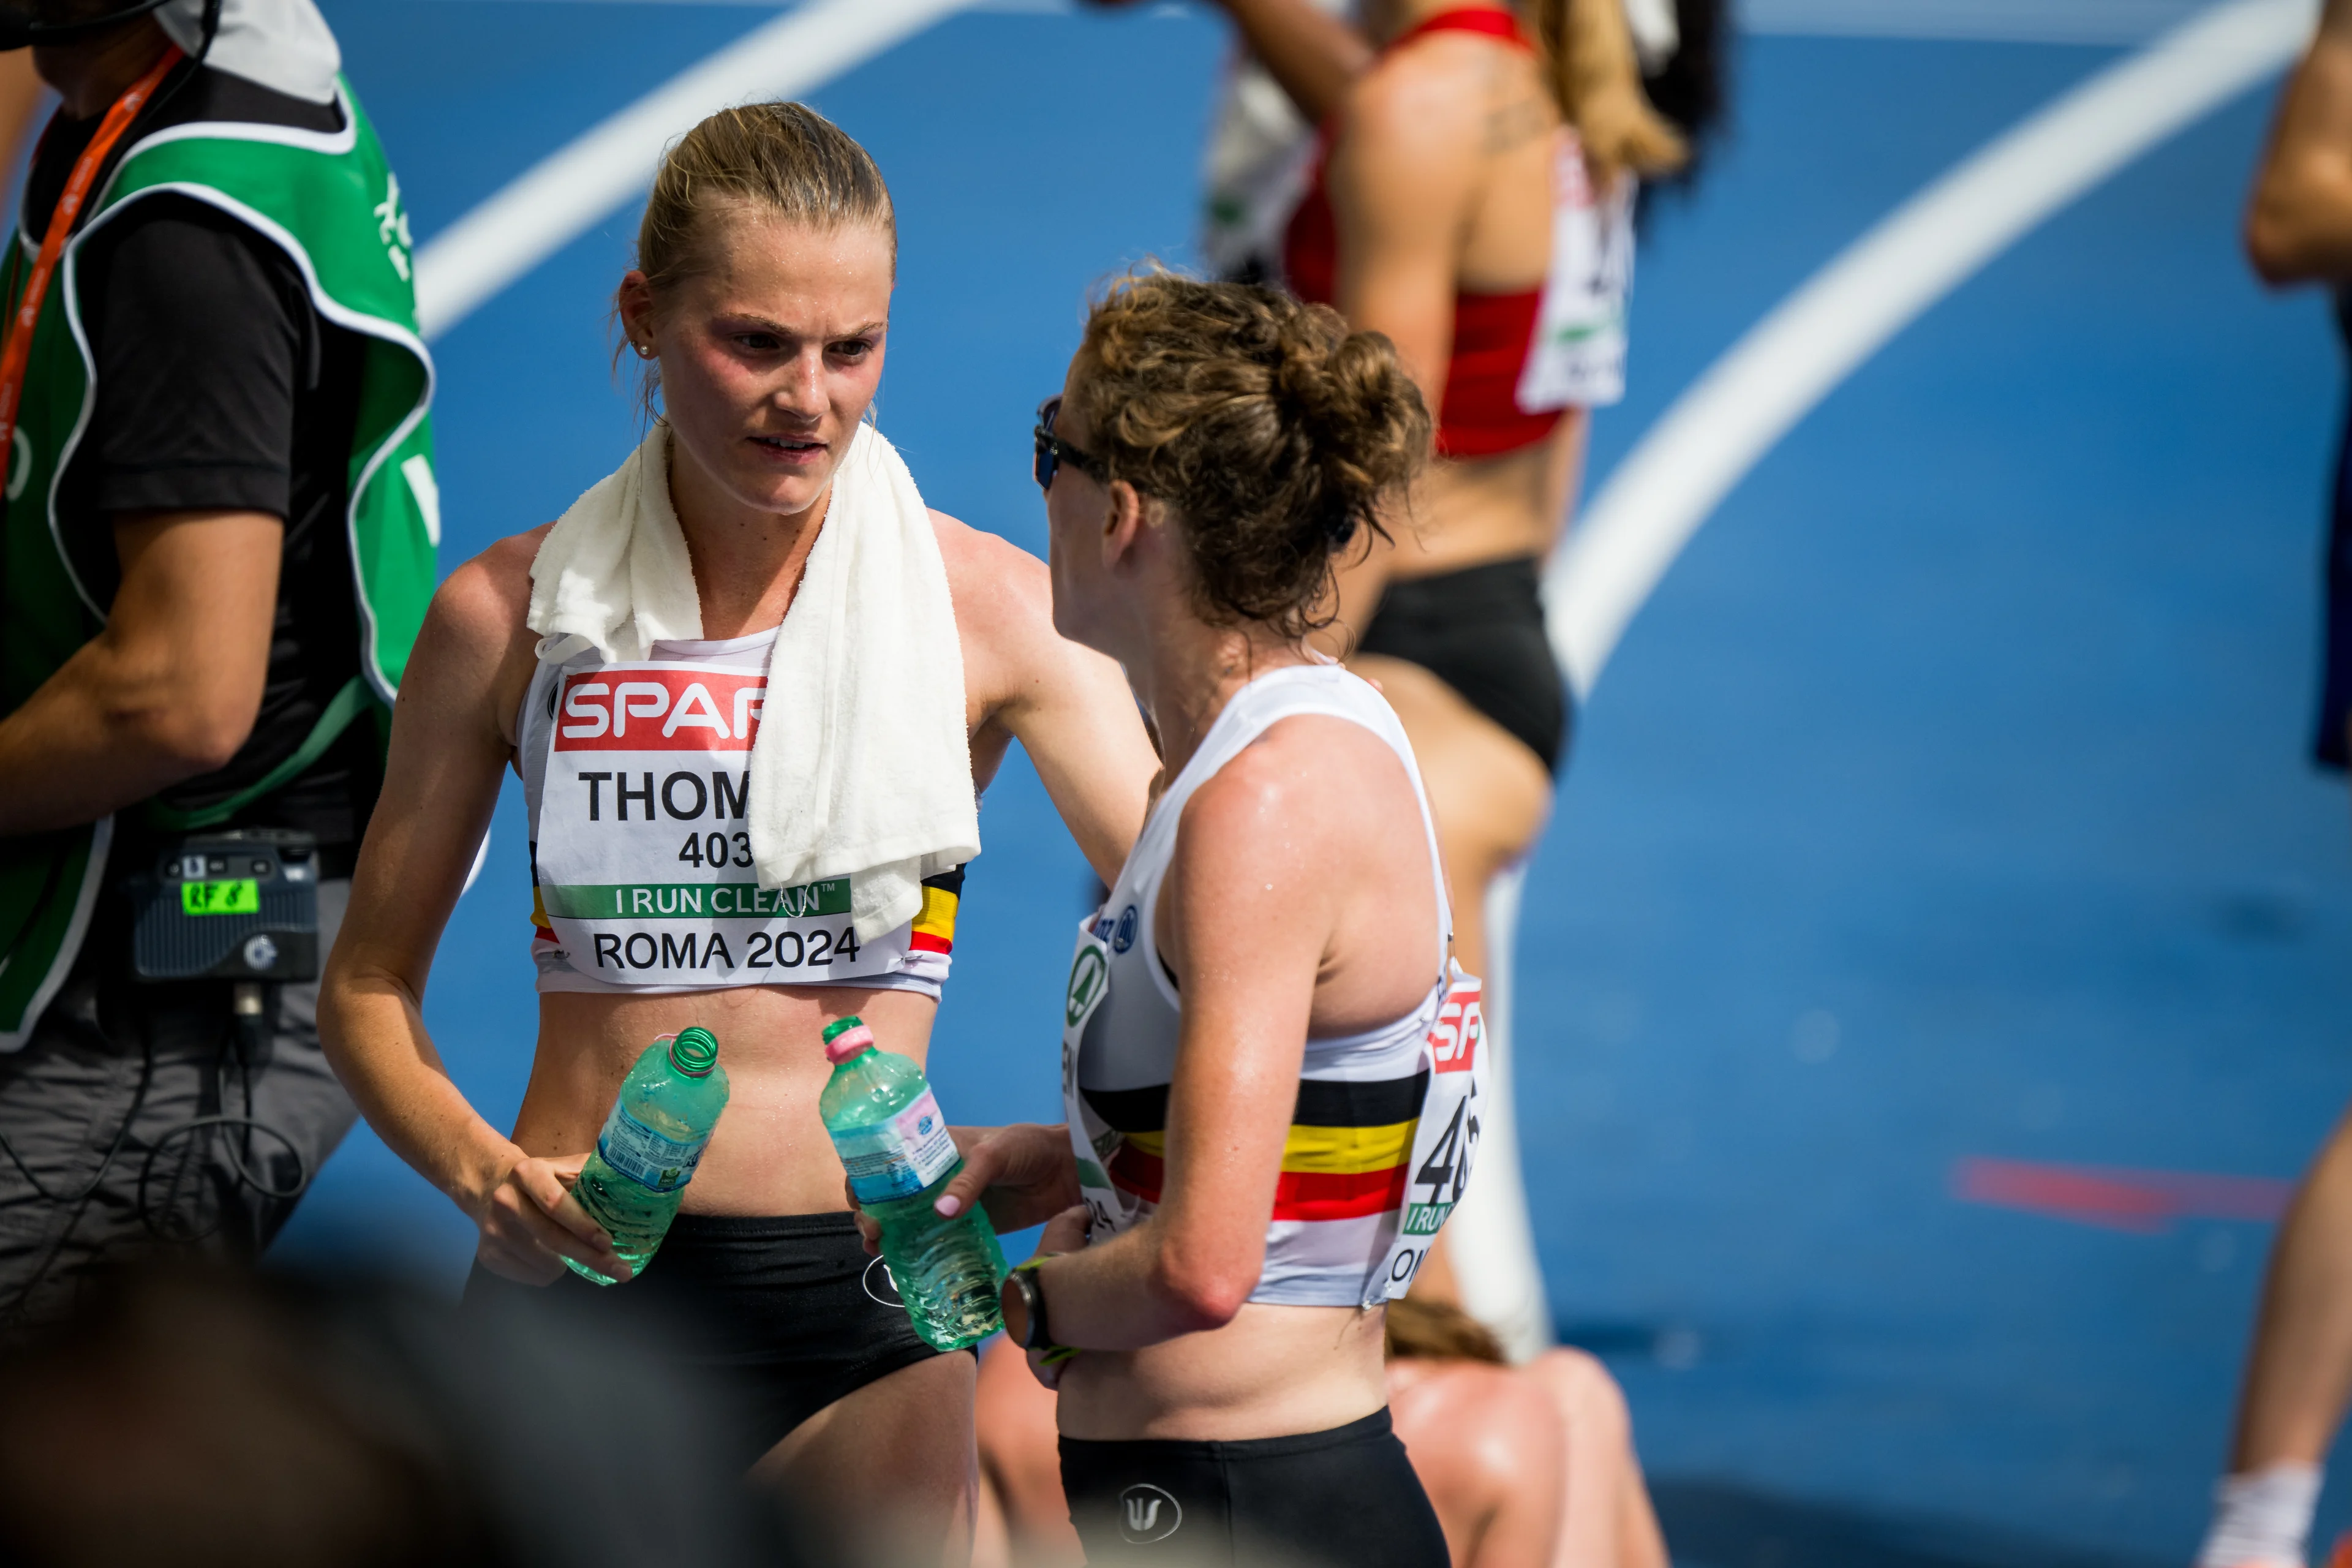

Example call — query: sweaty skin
[319,211,1158,1555]
[902,375,1444,1445]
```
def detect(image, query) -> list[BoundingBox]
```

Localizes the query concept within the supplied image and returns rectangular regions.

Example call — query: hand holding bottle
[469,1147,631,1285]
[845,1120,1083,1255]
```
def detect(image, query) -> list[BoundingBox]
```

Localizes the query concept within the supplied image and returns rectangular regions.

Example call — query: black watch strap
[1012,1258,1055,1350]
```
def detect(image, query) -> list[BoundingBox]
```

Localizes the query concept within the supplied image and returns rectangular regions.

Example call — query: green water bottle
[818,1016,1008,1350]
[567,1027,731,1286]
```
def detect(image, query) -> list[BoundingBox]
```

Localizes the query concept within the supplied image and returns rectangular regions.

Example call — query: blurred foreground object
[2201,5,2352,1564]
[0,1263,809,1568]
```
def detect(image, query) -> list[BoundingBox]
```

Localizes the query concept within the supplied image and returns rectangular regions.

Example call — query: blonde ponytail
[1532,0,1688,184]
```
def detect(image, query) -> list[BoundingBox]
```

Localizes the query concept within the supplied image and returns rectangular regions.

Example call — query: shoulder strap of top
[1154,666,1453,983]
[1388,7,1533,53]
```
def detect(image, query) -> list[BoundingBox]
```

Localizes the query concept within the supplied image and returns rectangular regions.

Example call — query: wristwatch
[1004,1257,1055,1351]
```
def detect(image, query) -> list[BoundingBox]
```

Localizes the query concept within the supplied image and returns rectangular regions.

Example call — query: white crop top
[1058,663,1488,1310]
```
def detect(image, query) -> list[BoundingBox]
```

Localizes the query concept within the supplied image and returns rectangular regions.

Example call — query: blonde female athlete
[318,104,1157,1561]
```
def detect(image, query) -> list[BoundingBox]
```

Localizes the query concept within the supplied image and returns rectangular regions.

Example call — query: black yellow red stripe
[1095,1067,1430,1221]
[1106,1142,1412,1221]
[910,881,958,955]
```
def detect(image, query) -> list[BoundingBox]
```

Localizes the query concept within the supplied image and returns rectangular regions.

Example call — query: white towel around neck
[527,423,979,941]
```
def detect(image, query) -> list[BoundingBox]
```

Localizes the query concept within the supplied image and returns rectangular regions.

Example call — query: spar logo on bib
[1430,986,1482,1074]
[556,669,765,752]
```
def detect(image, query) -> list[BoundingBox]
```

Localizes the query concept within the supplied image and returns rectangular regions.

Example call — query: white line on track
[1743,0,2211,45]
[1545,0,2317,699]
[410,0,979,340]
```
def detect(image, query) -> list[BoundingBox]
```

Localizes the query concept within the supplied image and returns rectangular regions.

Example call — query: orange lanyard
[0,45,182,463]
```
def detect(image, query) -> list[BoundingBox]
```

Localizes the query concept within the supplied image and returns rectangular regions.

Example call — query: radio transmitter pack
[126,829,322,984]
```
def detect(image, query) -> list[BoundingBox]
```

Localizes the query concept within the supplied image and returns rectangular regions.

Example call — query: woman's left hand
[1023,1203,1095,1390]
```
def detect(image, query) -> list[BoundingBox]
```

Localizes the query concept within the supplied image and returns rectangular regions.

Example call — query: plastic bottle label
[599,1107,710,1193]
[836,1087,959,1203]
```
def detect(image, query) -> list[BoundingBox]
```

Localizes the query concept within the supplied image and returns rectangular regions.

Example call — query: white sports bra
[1059,663,1489,1310]
[518,627,961,999]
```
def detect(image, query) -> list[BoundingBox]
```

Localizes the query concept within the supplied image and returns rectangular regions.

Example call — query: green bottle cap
[670,1026,719,1077]
[821,1016,864,1044]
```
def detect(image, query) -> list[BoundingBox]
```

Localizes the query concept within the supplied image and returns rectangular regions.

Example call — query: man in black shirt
[0,0,434,1321]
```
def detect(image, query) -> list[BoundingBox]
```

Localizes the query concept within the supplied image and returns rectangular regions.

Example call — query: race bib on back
[1515,140,1633,413]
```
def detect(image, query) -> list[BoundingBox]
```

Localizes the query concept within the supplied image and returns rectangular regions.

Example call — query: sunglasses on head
[1033,396,1110,492]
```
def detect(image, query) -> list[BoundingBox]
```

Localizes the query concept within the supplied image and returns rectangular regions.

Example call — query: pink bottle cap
[823,1017,876,1063]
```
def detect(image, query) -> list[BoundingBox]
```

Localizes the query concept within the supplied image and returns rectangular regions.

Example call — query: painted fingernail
[935,1195,963,1217]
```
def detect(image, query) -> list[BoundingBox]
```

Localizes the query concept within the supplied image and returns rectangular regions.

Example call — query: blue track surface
[280,8,2352,1562]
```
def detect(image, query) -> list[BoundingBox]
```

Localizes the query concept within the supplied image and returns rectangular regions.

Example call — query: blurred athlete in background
[0,0,434,1324]
[321,102,1156,1563]
[1188,0,1722,287]
[2200,1,2352,1563]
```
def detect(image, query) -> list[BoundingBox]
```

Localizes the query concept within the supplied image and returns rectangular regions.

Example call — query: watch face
[1016,1273,1043,1348]
[1016,1278,1054,1354]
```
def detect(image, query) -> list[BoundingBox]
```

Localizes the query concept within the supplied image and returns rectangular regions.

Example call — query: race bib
[534,660,914,987]
[1060,915,1128,1236]
[1515,140,1633,413]
[1365,968,1488,1307]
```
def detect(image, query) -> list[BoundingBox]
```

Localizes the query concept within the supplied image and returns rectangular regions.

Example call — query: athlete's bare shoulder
[1175,707,1434,1027]
[931,508,1050,627]
[929,508,1058,712]
[1197,711,1417,872]
[431,526,548,649]
[405,524,552,751]
[1349,28,1493,154]
[1388,1357,1563,1536]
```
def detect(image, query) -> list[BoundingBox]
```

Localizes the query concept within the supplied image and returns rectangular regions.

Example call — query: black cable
[0,987,312,1323]
[0,1017,154,1210]
[0,1013,158,1325]
[135,0,224,131]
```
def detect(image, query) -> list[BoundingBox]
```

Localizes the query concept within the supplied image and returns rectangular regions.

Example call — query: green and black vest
[0,75,436,1049]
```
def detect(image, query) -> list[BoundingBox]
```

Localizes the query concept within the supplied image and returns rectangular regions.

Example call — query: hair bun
[1072,271,1431,639]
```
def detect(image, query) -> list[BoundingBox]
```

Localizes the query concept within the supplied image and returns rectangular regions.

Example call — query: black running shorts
[1059,1408,1449,1568]
[1357,556,1571,776]
[461,1211,948,1467]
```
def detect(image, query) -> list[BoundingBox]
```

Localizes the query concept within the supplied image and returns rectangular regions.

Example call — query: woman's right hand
[471,1151,633,1284]
[937,1122,1082,1233]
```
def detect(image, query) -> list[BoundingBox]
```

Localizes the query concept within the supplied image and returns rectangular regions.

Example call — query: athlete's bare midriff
[513,983,940,1216]
[1056,1301,1391,1442]
[1381,406,1590,582]
[473,512,1058,1223]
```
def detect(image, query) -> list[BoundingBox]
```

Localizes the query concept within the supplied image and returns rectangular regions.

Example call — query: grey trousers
[0,880,356,1325]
